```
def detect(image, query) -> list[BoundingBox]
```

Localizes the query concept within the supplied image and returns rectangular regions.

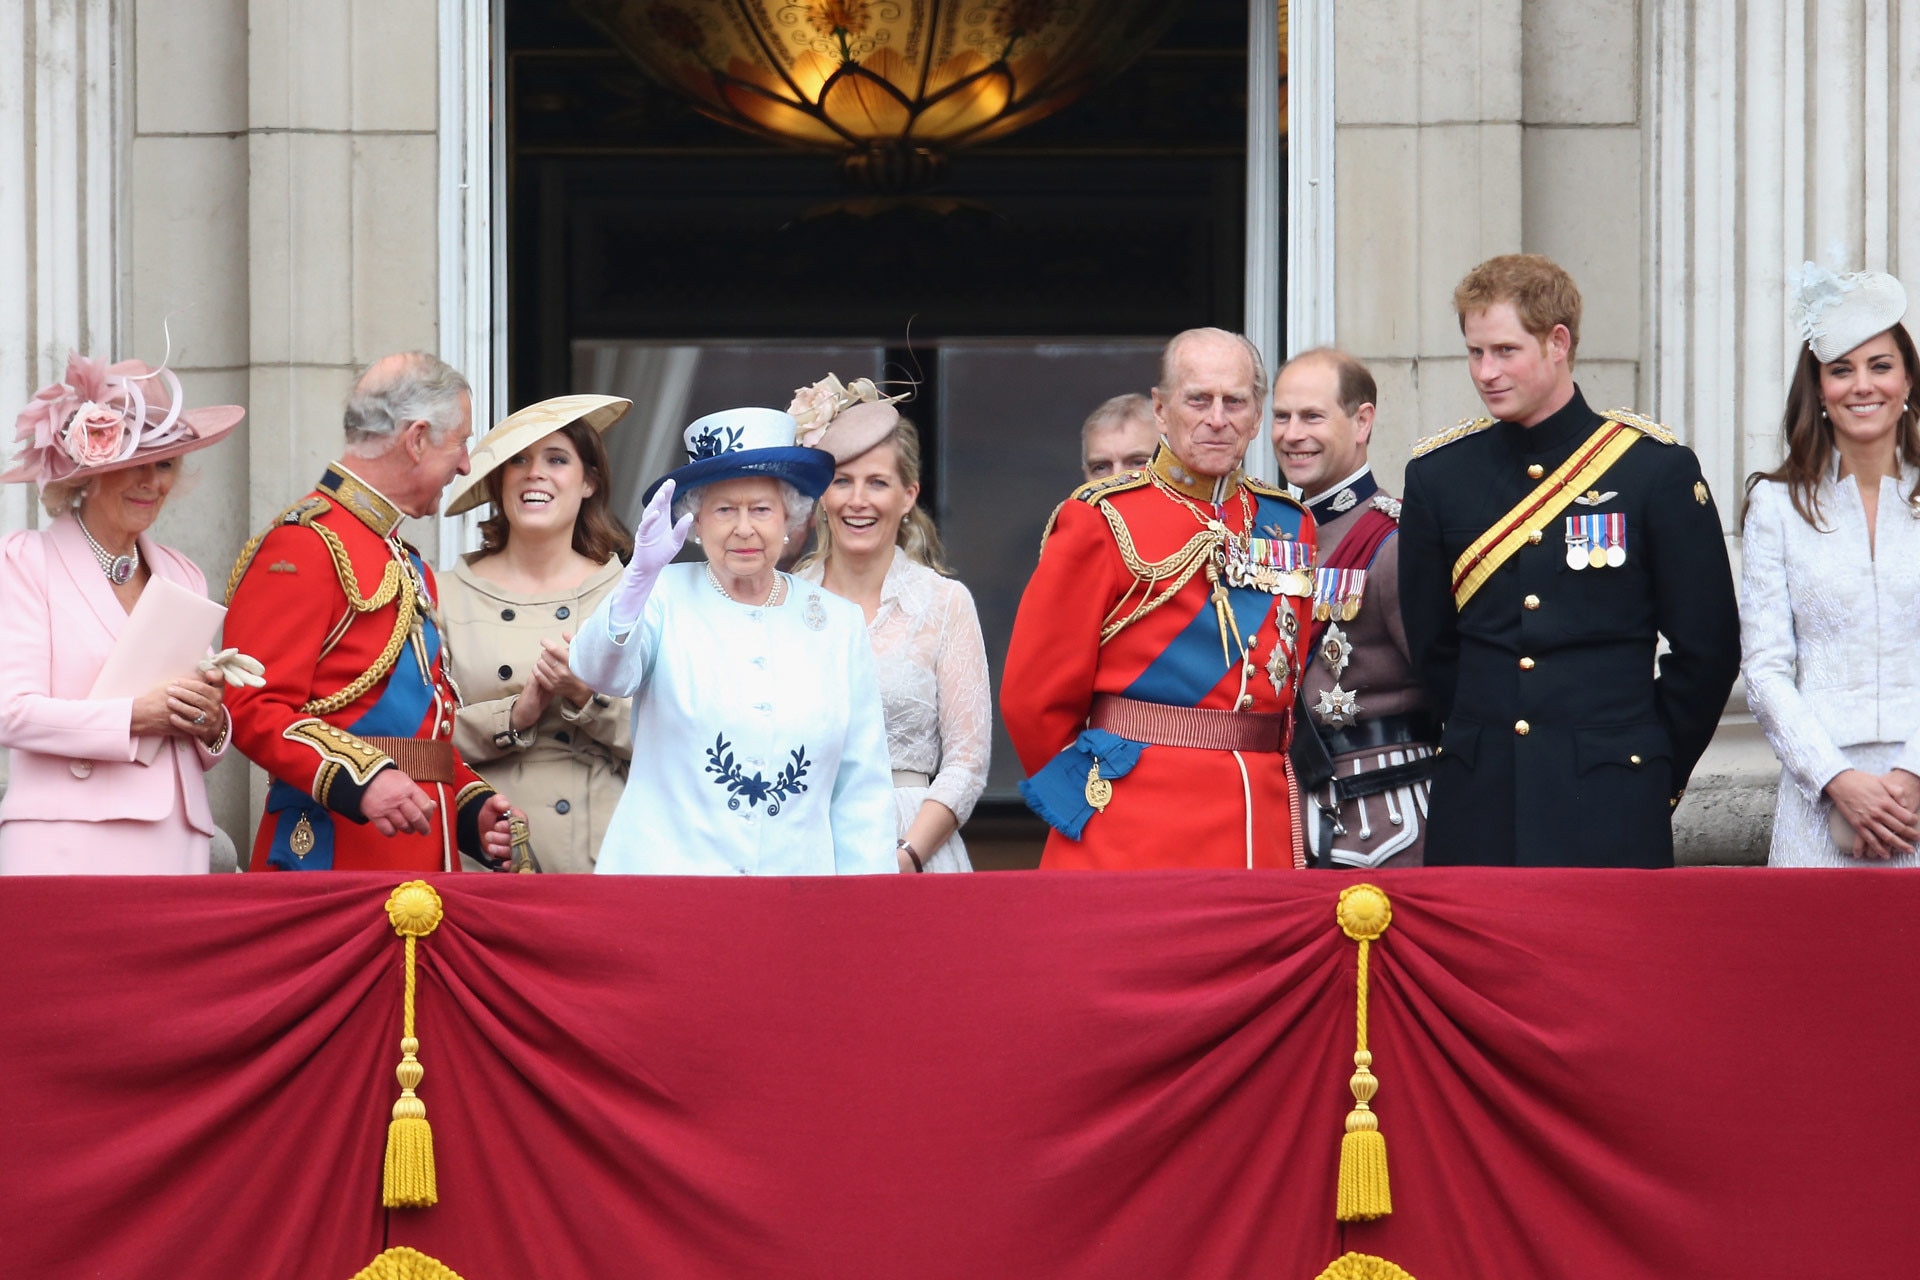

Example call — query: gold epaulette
[1241,474,1306,507]
[1410,416,1496,459]
[1071,468,1152,505]
[1040,469,1152,554]
[226,496,334,603]
[1604,408,1679,445]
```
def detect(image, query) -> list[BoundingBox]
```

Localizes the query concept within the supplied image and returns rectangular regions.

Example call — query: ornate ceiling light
[570,0,1179,189]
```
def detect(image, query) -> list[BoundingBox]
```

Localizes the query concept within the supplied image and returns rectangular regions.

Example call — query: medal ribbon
[1450,421,1642,609]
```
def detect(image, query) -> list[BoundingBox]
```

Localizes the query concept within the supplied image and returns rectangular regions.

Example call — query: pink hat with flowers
[3,352,244,487]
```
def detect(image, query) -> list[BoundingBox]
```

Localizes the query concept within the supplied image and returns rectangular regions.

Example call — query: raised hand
[609,478,693,627]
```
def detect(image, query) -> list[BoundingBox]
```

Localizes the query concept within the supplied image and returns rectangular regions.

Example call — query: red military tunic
[1003,447,1318,869]
[224,463,499,872]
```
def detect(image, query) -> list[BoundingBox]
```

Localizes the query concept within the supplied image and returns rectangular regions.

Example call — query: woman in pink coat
[0,353,244,874]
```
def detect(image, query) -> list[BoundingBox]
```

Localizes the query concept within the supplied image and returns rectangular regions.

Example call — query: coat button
[70,759,93,779]
[1630,754,1643,766]
[1523,594,1540,610]
[556,606,570,620]
[555,798,571,814]
[1519,656,1535,670]
[1514,720,1531,736]
[498,665,513,680]
[1527,529,1543,545]
[501,608,515,621]
[1527,464,1544,479]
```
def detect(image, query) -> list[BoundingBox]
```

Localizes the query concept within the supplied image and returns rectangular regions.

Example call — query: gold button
[1524,594,1540,610]
[1514,719,1531,736]
[1629,754,1643,766]
[1527,529,1543,545]
[1519,656,1535,670]
[1527,464,1545,479]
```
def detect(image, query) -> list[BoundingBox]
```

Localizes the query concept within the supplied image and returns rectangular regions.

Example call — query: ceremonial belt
[1323,712,1438,759]
[1450,420,1641,608]
[1090,694,1287,753]
[364,736,456,784]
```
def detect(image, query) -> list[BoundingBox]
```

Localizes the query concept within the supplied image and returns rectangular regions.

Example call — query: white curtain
[574,342,703,528]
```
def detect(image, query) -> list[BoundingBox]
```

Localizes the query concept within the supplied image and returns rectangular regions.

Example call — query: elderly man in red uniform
[1003,328,1317,869]
[226,352,516,872]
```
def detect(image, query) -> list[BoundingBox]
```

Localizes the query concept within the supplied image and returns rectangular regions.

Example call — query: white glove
[610,479,693,629]
[199,648,267,689]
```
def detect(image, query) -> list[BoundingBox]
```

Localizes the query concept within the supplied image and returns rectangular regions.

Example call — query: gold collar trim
[1148,443,1242,504]
[321,463,404,538]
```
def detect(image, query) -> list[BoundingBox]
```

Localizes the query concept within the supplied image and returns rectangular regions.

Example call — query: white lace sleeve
[926,579,992,825]
[1739,482,1851,800]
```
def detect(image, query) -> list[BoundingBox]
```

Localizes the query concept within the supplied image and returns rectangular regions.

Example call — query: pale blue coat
[573,563,896,874]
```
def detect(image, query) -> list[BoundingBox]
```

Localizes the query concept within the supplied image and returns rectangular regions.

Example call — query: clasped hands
[1825,768,1920,860]
[362,772,522,865]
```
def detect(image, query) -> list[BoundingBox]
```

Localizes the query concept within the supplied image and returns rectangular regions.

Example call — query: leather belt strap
[364,736,456,784]
[1322,712,1439,759]
[1330,755,1437,802]
[1090,694,1287,753]
[892,769,932,788]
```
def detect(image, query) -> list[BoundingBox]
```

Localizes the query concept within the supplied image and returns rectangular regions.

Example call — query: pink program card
[89,575,227,764]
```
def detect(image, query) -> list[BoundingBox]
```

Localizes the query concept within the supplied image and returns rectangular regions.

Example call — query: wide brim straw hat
[640,407,835,506]
[1,353,243,487]
[442,394,632,517]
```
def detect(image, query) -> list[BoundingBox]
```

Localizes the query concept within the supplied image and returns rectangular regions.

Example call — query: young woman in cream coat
[438,396,634,872]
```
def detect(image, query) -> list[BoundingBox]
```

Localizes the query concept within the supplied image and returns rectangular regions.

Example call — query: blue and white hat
[641,406,835,504]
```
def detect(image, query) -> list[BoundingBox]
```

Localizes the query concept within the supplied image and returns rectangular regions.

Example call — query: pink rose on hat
[59,401,133,468]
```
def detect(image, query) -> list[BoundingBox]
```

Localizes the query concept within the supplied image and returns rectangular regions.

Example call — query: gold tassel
[1335,883,1394,1222]
[382,881,445,1209]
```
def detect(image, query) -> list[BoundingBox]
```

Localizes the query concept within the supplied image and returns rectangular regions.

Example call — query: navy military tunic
[1397,388,1741,866]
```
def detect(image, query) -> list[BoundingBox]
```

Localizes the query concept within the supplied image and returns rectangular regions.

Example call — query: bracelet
[897,838,925,873]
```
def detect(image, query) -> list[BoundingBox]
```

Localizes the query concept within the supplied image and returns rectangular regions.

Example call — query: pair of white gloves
[608,479,696,630]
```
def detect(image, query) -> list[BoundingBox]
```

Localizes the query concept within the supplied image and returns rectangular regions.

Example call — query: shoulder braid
[1410,416,1496,459]
[1604,408,1679,445]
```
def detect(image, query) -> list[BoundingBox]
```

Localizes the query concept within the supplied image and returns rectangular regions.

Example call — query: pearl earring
[692,535,701,545]
[783,535,791,545]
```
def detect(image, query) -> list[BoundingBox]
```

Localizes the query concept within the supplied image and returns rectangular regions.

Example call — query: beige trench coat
[440,555,632,871]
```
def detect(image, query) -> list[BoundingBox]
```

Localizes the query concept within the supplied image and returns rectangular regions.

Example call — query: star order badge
[1316,684,1359,728]
[1266,642,1291,697]
[1319,623,1353,677]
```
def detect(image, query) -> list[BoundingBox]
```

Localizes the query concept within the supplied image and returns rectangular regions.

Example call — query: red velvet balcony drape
[3,870,1916,1280]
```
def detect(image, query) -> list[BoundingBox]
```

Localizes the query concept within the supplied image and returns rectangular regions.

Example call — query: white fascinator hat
[1791,261,1910,363]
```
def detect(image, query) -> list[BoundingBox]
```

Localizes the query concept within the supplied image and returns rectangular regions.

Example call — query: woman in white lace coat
[1741,265,1920,865]
[797,405,990,873]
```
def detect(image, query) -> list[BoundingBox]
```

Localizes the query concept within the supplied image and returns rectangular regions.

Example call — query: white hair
[674,476,814,539]
[343,352,472,457]
[1158,327,1269,406]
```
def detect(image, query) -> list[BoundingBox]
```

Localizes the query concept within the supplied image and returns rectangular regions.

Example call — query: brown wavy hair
[475,418,634,563]
[1745,323,1920,530]
[798,416,952,575]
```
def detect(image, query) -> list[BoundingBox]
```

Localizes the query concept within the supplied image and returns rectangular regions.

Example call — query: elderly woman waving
[572,406,896,874]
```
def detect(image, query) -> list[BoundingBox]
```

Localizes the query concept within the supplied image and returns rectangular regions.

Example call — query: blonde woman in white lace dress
[795,392,990,874]
[1742,265,1920,865]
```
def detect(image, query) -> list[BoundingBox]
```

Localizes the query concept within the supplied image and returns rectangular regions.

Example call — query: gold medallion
[1588,545,1609,569]
[1085,763,1113,813]
[289,813,316,859]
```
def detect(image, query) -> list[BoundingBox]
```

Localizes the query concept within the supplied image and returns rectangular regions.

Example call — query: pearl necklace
[74,513,139,586]
[705,562,784,608]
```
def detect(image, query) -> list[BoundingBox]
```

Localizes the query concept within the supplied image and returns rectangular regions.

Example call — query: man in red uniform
[225,352,516,872]
[1003,328,1317,869]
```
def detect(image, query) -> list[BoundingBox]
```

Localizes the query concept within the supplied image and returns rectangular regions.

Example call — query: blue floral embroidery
[689,425,744,461]
[705,734,811,816]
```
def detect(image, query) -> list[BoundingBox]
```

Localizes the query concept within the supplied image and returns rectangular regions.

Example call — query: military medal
[1230,534,1313,594]
[289,813,316,859]
[1085,762,1113,812]
[1316,684,1360,728]
[1265,642,1291,697]
[1565,514,1629,570]
[1319,623,1353,677]
[1311,567,1367,620]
